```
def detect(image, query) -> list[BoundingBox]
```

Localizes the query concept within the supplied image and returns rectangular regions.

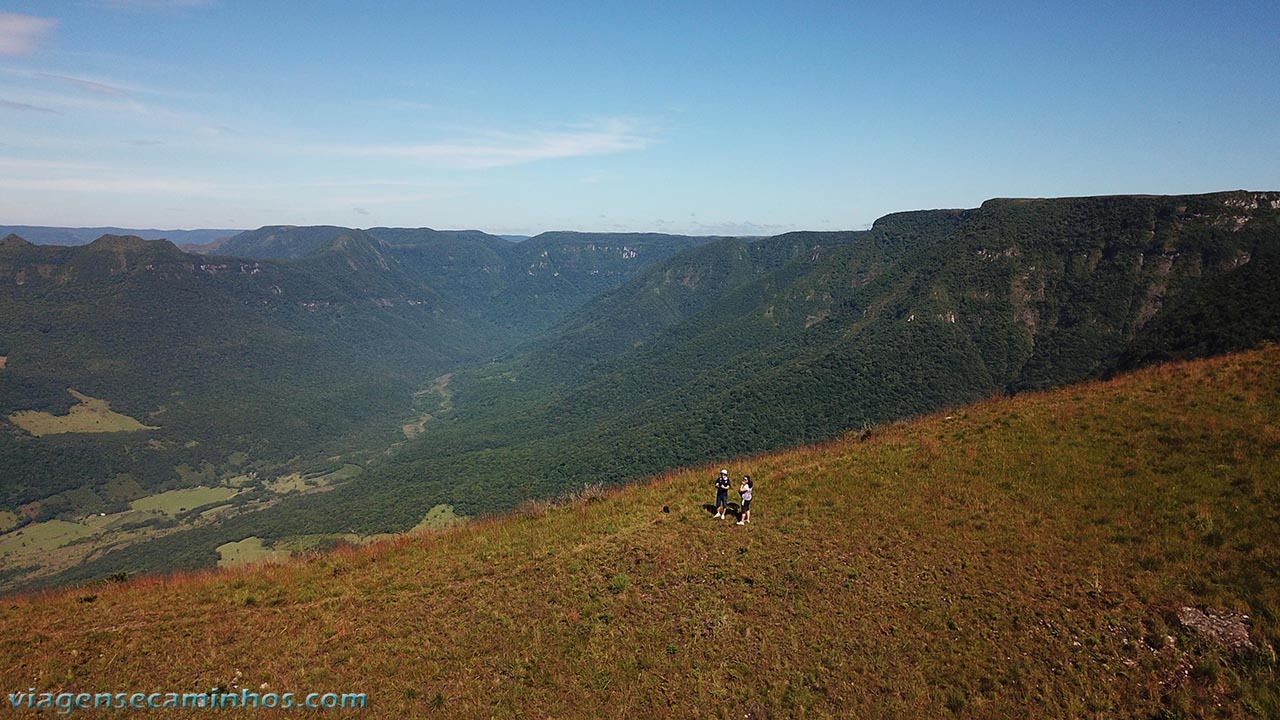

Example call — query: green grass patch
[130,487,238,515]
[317,464,364,483]
[216,537,288,567]
[0,520,94,558]
[81,509,154,532]
[267,473,309,494]
[411,504,468,532]
[7,389,158,436]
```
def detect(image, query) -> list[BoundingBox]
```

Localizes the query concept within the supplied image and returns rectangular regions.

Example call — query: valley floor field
[7,389,157,436]
[0,464,375,590]
[1,347,1277,718]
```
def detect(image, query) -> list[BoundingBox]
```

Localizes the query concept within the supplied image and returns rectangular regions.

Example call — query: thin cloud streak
[0,13,55,57]
[37,72,132,97]
[0,84,156,118]
[0,176,218,194]
[0,98,61,115]
[0,157,105,173]
[92,0,214,9]
[323,120,654,169]
[0,159,466,206]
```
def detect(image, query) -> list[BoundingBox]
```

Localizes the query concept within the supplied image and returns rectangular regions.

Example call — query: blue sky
[0,1,1277,235]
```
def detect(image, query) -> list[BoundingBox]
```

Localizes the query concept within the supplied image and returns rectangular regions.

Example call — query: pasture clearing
[8,389,158,436]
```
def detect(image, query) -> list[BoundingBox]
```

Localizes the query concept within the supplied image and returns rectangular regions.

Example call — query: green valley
[5,192,1280,592]
[0,227,713,589]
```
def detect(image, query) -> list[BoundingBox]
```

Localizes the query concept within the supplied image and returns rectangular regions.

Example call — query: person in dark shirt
[714,469,731,519]
[736,475,753,525]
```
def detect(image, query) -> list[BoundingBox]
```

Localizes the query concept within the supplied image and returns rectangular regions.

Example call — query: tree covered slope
[328,191,1280,522]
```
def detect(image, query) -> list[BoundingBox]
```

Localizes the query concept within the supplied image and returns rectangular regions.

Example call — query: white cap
[720,469,728,475]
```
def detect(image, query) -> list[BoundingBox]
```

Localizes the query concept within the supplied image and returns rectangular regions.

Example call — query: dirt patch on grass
[8,389,158,436]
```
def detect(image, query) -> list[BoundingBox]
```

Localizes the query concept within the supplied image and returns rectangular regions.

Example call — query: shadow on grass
[702,502,742,518]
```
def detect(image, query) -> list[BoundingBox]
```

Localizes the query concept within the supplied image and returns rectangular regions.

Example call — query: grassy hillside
[4,347,1276,718]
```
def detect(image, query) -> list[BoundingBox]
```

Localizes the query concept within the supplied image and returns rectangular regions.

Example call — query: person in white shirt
[736,475,752,525]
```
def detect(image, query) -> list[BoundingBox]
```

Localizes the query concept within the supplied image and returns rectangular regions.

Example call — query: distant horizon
[3,187,1277,239]
[1,3,1276,234]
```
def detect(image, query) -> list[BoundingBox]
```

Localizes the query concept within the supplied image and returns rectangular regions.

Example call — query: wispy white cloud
[91,0,214,9]
[0,176,217,194]
[0,13,56,56]
[0,98,60,115]
[322,118,654,169]
[37,72,132,97]
[0,69,164,118]
[0,157,104,173]
[0,157,464,206]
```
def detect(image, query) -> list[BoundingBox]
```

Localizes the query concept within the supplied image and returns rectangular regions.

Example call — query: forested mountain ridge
[9,191,1280,591]
[215,225,390,261]
[426,191,1280,452]
[217,225,723,334]
[0,226,239,248]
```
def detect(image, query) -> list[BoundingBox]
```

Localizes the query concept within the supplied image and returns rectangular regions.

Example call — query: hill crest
[85,234,181,253]
[0,234,32,249]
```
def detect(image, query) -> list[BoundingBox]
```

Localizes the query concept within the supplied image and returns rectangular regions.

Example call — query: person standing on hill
[714,469,731,519]
[737,475,753,525]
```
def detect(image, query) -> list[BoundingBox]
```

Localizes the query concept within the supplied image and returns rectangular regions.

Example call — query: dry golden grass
[1,348,1277,718]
